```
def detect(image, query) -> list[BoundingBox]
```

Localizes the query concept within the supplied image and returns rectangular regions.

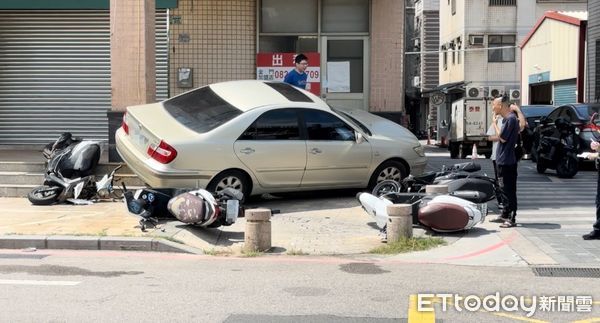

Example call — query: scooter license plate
[226,199,240,223]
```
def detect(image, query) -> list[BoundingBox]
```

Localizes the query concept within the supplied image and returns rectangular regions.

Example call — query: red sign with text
[256,52,320,96]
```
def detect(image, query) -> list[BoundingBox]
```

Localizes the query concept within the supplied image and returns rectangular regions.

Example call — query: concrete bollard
[425,184,449,194]
[386,204,413,242]
[244,208,272,252]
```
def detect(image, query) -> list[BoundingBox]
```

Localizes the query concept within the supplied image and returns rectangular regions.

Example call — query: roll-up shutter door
[0,10,169,145]
[553,79,577,106]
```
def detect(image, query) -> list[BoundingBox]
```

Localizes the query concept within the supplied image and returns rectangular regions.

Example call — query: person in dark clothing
[487,95,520,228]
[583,140,600,240]
[283,53,308,89]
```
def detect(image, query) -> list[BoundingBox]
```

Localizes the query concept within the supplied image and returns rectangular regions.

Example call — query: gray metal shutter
[0,10,169,145]
[553,79,577,106]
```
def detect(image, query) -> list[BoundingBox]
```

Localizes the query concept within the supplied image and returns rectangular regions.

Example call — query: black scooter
[535,116,579,178]
[28,133,102,205]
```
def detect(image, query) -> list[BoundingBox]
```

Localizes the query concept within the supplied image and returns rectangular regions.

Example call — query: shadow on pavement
[174,224,244,247]
[517,223,561,230]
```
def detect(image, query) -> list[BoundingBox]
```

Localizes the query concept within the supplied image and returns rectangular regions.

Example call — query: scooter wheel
[371,180,402,196]
[536,161,547,174]
[556,156,578,178]
[28,185,62,205]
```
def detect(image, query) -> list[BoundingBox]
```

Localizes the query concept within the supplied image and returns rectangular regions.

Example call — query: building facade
[0,0,407,147]
[435,0,587,142]
[587,0,600,103]
[414,0,440,133]
[521,11,587,106]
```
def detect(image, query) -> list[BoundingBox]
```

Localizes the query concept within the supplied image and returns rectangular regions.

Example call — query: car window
[302,109,355,141]
[331,108,372,136]
[239,109,301,140]
[575,105,600,119]
[163,86,242,134]
[558,108,572,121]
[546,108,562,122]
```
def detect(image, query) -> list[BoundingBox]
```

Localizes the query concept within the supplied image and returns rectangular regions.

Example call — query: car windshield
[332,108,372,136]
[520,106,554,118]
[575,105,600,119]
[163,86,242,133]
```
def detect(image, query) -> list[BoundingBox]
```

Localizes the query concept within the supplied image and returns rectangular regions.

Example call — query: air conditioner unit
[413,76,421,87]
[469,35,484,46]
[466,86,484,99]
[488,86,505,98]
[510,89,521,101]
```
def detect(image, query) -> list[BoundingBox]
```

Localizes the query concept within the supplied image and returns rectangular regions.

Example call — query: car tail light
[122,112,129,135]
[147,140,178,164]
[580,124,598,133]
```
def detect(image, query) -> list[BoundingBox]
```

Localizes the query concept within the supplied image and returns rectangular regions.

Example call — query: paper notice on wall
[326,61,350,93]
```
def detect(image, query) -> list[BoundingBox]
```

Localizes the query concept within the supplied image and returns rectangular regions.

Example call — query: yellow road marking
[492,312,548,323]
[408,294,435,323]
[571,319,600,323]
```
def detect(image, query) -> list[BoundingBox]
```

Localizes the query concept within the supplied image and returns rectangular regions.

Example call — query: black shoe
[582,231,600,240]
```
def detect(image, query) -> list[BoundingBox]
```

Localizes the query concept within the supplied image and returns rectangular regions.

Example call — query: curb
[0,235,203,255]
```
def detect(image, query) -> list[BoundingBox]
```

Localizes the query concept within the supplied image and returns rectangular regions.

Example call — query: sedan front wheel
[368,161,407,190]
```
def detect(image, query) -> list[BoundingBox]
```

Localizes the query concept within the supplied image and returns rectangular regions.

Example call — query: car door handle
[240,147,255,154]
[310,148,322,154]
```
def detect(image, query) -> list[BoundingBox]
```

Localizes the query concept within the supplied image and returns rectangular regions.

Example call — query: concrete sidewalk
[0,195,549,267]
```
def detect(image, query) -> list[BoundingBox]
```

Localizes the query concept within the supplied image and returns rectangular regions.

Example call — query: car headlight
[413,145,425,157]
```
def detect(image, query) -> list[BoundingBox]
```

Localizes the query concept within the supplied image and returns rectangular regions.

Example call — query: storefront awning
[422,81,467,95]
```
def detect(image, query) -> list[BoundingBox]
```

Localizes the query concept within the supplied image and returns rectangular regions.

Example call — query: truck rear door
[465,99,487,137]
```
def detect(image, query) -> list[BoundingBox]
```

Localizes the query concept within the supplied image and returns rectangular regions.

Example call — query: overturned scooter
[123,185,244,232]
[357,182,487,235]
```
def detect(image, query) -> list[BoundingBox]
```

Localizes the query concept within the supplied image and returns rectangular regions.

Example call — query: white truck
[448,98,493,159]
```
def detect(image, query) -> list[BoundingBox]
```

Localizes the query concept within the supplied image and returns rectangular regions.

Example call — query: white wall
[521,19,581,104]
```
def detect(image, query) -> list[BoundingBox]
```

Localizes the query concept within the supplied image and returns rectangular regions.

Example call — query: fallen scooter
[123,185,244,232]
[28,133,123,205]
[357,186,487,235]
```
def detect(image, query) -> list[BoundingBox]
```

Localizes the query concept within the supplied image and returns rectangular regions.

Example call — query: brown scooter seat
[418,203,469,231]
[167,192,207,224]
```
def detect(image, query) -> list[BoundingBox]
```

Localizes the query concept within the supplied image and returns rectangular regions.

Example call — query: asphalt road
[0,249,599,323]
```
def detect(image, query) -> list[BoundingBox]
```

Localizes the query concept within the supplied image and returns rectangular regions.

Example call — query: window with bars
[489,0,516,6]
[442,45,448,70]
[488,35,516,62]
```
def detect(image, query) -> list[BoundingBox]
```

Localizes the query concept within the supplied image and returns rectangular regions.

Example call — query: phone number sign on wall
[256,52,320,96]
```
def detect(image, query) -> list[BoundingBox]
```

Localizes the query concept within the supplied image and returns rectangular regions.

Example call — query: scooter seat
[167,192,207,224]
[418,202,469,231]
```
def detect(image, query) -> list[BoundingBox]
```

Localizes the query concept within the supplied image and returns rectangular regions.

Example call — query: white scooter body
[357,192,484,232]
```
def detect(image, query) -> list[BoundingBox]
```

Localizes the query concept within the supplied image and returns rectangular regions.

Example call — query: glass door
[321,36,369,110]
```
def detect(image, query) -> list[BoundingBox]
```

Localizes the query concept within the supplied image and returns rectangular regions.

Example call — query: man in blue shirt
[284,53,308,89]
[488,94,520,228]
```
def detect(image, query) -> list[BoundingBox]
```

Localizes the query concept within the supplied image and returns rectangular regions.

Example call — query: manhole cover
[532,267,600,278]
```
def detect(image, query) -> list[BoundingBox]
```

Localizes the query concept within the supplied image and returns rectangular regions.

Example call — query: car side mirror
[355,131,365,144]
[539,116,549,125]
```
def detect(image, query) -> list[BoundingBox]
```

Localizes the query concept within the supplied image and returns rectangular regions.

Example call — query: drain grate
[532,267,600,278]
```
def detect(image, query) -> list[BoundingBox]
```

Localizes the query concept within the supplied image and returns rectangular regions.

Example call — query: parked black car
[531,103,600,162]
[519,105,555,160]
